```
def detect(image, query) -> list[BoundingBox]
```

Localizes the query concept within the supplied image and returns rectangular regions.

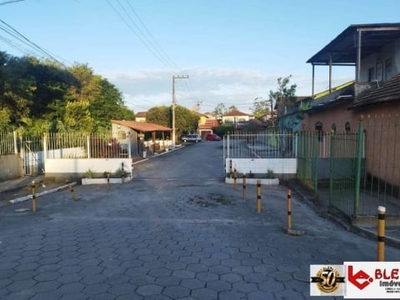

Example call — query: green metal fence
[297,131,320,193]
[297,116,400,220]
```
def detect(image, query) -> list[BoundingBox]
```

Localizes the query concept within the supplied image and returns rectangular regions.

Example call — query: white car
[181,134,202,143]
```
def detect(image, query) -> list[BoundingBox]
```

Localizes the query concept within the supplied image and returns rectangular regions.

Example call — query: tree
[251,97,271,120]
[146,106,170,127]
[213,103,227,119]
[63,101,95,132]
[251,75,297,124]
[269,75,297,108]
[146,105,200,137]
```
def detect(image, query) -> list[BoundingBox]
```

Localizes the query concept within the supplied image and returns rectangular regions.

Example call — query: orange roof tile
[112,120,172,132]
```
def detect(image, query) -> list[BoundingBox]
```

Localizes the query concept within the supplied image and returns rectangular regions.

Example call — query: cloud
[101,66,353,114]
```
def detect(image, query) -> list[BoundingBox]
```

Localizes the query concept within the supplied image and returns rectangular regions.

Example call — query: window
[315,121,323,142]
[368,67,375,82]
[385,59,393,81]
[331,123,336,134]
[345,122,351,133]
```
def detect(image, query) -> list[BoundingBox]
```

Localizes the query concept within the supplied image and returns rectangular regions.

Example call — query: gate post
[329,131,335,207]
[353,116,364,218]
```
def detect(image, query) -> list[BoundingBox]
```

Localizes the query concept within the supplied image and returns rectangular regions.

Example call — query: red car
[205,133,222,141]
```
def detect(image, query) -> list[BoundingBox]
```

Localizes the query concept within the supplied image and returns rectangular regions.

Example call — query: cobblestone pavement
[0,144,399,299]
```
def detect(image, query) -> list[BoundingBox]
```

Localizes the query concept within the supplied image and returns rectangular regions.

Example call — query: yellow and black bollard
[121,162,125,184]
[287,189,292,229]
[66,180,78,201]
[256,180,261,213]
[31,181,37,213]
[233,168,237,190]
[377,206,386,261]
[242,174,246,200]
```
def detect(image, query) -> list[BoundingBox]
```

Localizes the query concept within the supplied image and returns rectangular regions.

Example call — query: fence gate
[328,132,360,218]
[22,136,44,176]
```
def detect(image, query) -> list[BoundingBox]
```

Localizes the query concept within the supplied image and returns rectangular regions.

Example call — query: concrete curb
[9,182,76,204]
[132,145,184,165]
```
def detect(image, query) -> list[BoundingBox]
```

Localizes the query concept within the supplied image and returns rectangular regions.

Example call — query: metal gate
[21,136,44,176]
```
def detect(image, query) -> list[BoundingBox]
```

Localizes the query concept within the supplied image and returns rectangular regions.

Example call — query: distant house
[276,96,311,132]
[222,110,253,128]
[197,113,219,138]
[111,120,172,157]
[135,111,147,122]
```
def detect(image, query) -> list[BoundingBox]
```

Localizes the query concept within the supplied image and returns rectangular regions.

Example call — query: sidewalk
[286,179,400,249]
[0,175,73,206]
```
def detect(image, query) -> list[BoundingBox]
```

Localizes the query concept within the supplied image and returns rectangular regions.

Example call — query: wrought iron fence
[224,130,297,159]
[46,132,130,159]
[0,131,15,155]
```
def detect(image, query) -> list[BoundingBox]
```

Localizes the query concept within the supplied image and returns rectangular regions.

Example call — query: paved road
[0,141,399,299]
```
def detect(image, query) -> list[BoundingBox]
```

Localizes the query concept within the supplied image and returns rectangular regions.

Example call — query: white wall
[225,158,297,175]
[45,158,133,175]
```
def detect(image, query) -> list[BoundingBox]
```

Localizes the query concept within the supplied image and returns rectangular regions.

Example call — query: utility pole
[172,75,189,147]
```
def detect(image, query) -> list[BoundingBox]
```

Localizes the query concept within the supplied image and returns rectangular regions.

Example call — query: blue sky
[1,0,400,114]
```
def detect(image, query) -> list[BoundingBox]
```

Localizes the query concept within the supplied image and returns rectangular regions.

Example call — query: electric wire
[0,19,68,66]
[107,0,176,70]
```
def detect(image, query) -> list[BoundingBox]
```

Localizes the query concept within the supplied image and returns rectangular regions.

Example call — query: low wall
[0,154,23,180]
[45,158,133,182]
[226,158,297,178]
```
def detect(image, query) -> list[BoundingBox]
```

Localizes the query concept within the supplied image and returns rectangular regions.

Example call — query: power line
[107,0,177,70]
[0,0,25,6]
[0,19,68,66]
[124,0,180,70]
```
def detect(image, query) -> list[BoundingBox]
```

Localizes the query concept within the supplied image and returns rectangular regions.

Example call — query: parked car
[181,134,202,143]
[205,133,222,141]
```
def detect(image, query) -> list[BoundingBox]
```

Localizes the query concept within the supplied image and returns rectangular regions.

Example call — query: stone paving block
[82,282,110,295]
[220,273,243,283]
[34,271,61,282]
[148,267,172,277]
[195,271,219,282]
[155,275,182,287]
[232,281,258,293]
[172,269,195,279]
[218,290,247,300]
[6,278,37,292]
[258,279,285,293]
[136,283,163,297]
[31,280,61,293]
[108,282,137,295]
[206,280,232,292]
[190,287,218,300]
[81,273,108,285]
[208,265,231,275]
[59,293,93,300]
[130,274,156,286]
[163,285,190,298]
[57,282,85,294]
[247,290,275,300]
[180,278,205,289]
[28,290,62,300]
[125,266,150,276]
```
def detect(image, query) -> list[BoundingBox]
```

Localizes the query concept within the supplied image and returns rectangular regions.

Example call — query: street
[0,140,399,299]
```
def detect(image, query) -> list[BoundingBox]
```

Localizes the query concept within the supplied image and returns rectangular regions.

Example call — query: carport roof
[112,120,172,132]
[307,23,400,65]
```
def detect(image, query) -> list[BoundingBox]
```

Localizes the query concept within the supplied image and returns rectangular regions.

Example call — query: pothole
[188,194,235,207]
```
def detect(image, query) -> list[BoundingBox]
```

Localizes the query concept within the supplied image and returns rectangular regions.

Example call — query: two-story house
[222,110,254,129]
[301,22,400,202]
